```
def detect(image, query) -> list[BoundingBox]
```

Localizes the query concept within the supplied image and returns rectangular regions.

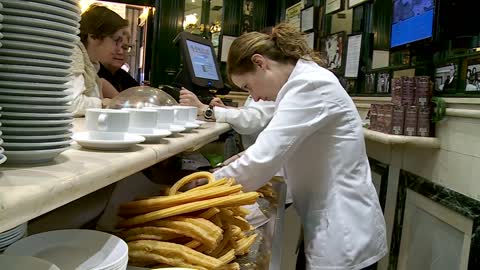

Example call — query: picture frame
[321,31,347,75]
[376,70,391,94]
[434,61,460,92]
[305,32,316,49]
[325,0,344,15]
[300,5,315,32]
[364,72,376,94]
[348,0,370,9]
[463,56,480,92]
[344,33,363,78]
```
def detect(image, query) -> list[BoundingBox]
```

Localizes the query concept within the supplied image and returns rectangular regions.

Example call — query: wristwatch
[204,105,215,120]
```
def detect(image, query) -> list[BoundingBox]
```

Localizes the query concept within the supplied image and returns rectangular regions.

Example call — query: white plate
[28,0,81,13]
[0,94,73,105]
[2,139,72,150]
[0,103,70,112]
[5,229,128,270]
[1,15,79,35]
[0,88,72,97]
[3,146,70,164]
[0,48,72,63]
[0,55,72,69]
[1,132,72,141]
[195,120,207,125]
[0,125,73,135]
[0,32,75,49]
[0,64,71,77]
[0,154,6,165]
[0,224,27,239]
[1,118,73,127]
[0,0,80,21]
[0,7,79,27]
[128,128,172,143]
[0,255,60,270]
[0,147,3,155]
[0,81,71,91]
[0,40,73,56]
[0,229,25,247]
[169,124,186,134]
[0,111,73,119]
[0,23,79,43]
[73,132,145,151]
[0,72,70,84]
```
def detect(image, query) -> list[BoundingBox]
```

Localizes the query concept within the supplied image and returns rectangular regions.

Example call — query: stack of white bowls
[5,229,129,270]
[0,0,80,164]
[0,223,28,252]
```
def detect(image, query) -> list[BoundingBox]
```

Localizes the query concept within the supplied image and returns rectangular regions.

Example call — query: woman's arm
[101,78,119,98]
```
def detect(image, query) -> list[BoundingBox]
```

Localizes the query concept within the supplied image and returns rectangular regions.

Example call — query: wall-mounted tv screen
[391,0,435,48]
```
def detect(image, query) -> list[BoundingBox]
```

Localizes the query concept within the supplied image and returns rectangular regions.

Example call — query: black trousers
[295,240,378,270]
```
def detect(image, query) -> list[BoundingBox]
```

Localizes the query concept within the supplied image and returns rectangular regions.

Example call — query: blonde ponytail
[227,22,325,80]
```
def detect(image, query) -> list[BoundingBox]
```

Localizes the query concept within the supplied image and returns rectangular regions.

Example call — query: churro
[168,171,216,195]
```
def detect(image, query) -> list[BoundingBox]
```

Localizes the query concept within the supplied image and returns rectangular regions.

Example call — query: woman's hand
[179,88,205,109]
[209,97,226,108]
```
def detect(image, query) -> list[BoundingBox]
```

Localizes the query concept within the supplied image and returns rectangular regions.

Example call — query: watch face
[205,108,213,118]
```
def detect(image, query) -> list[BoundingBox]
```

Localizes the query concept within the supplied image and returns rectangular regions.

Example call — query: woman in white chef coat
[212,23,388,270]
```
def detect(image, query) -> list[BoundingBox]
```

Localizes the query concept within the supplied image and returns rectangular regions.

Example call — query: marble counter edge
[363,128,440,149]
[0,122,231,232]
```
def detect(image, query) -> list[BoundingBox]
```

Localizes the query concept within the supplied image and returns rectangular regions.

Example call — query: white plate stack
[0,0,81,164]
[0,105,5,165]
[0,223,28,252]
[5,229,129,270]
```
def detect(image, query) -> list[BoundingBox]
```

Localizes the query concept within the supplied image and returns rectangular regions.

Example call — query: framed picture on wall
[348,0,370,9]
[435,62,459,92]
[376,71,391,93]
[321,31,346,74]
[464,56,480,92]
[326,0,344,15]
[301,5,315,32]
[365,72,376,93]
[344,33,363,78]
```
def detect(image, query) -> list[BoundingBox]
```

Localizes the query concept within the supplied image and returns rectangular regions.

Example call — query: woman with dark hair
[80,5,139,93]
[69,5,126,115]
[212,23,387,270]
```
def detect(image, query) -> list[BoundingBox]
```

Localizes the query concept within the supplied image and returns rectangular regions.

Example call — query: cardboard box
[404,106,418,136]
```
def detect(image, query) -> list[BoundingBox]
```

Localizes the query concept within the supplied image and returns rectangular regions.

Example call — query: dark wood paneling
[371,0,392,50]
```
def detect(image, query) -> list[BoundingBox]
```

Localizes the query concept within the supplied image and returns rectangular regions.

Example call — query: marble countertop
[0,118,231,232]
[363,128,440,148]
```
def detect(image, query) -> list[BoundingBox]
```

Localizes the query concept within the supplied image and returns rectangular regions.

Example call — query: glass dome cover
[107,86,178,109]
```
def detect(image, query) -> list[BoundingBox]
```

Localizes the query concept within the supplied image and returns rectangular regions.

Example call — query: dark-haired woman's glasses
[112,36,133,53]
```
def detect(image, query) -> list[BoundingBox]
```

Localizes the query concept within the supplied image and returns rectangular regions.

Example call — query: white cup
[86,109,130,133]
[123,108,158,129]
[172,106,191,125]
[144,106,175,129]
[184,106,198,122]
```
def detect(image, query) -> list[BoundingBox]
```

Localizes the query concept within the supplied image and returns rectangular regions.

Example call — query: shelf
[0,119,231,232]
[363,128,440,149]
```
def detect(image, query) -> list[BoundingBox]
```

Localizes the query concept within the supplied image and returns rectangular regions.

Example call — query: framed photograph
[346,78,357,93]
[286,1,304,31]
[376,71,391,94]
[348,0,370,9]
[464,57,480,92]
[365,72,376,93]
[321,31,346,74]
[305,32,316,49]
[326,0,344,15]
[301,5,315,32]
[435,62,459,92]
[344,33,363,78]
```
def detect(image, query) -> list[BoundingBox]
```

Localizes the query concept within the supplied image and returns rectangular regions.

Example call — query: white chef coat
[214,59,388,270]
[214,97,293,204]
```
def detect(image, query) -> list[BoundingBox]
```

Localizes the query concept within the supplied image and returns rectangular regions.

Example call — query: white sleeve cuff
[213,107,228,122]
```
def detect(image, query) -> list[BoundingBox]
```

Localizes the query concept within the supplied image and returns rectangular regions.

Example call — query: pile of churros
[116,171,260,270]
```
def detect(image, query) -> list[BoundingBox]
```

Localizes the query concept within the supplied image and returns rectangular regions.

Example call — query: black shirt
[98,64,139,92]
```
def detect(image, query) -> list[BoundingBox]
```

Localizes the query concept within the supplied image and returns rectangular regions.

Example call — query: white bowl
[5,229,128,270]
[0,255,60,270]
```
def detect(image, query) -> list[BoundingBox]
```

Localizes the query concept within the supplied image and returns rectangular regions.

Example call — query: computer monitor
[390,0,435,48]
[175,32,224,89]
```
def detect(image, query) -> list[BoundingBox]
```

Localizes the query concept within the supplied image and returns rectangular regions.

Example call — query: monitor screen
[186,39,219,81]
[391,0,435,48]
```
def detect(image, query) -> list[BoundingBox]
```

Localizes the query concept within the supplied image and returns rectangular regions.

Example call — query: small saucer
[169,124,186,134]
[72,132,145,150]
[195,120,207,125]
[128,128,172,143]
